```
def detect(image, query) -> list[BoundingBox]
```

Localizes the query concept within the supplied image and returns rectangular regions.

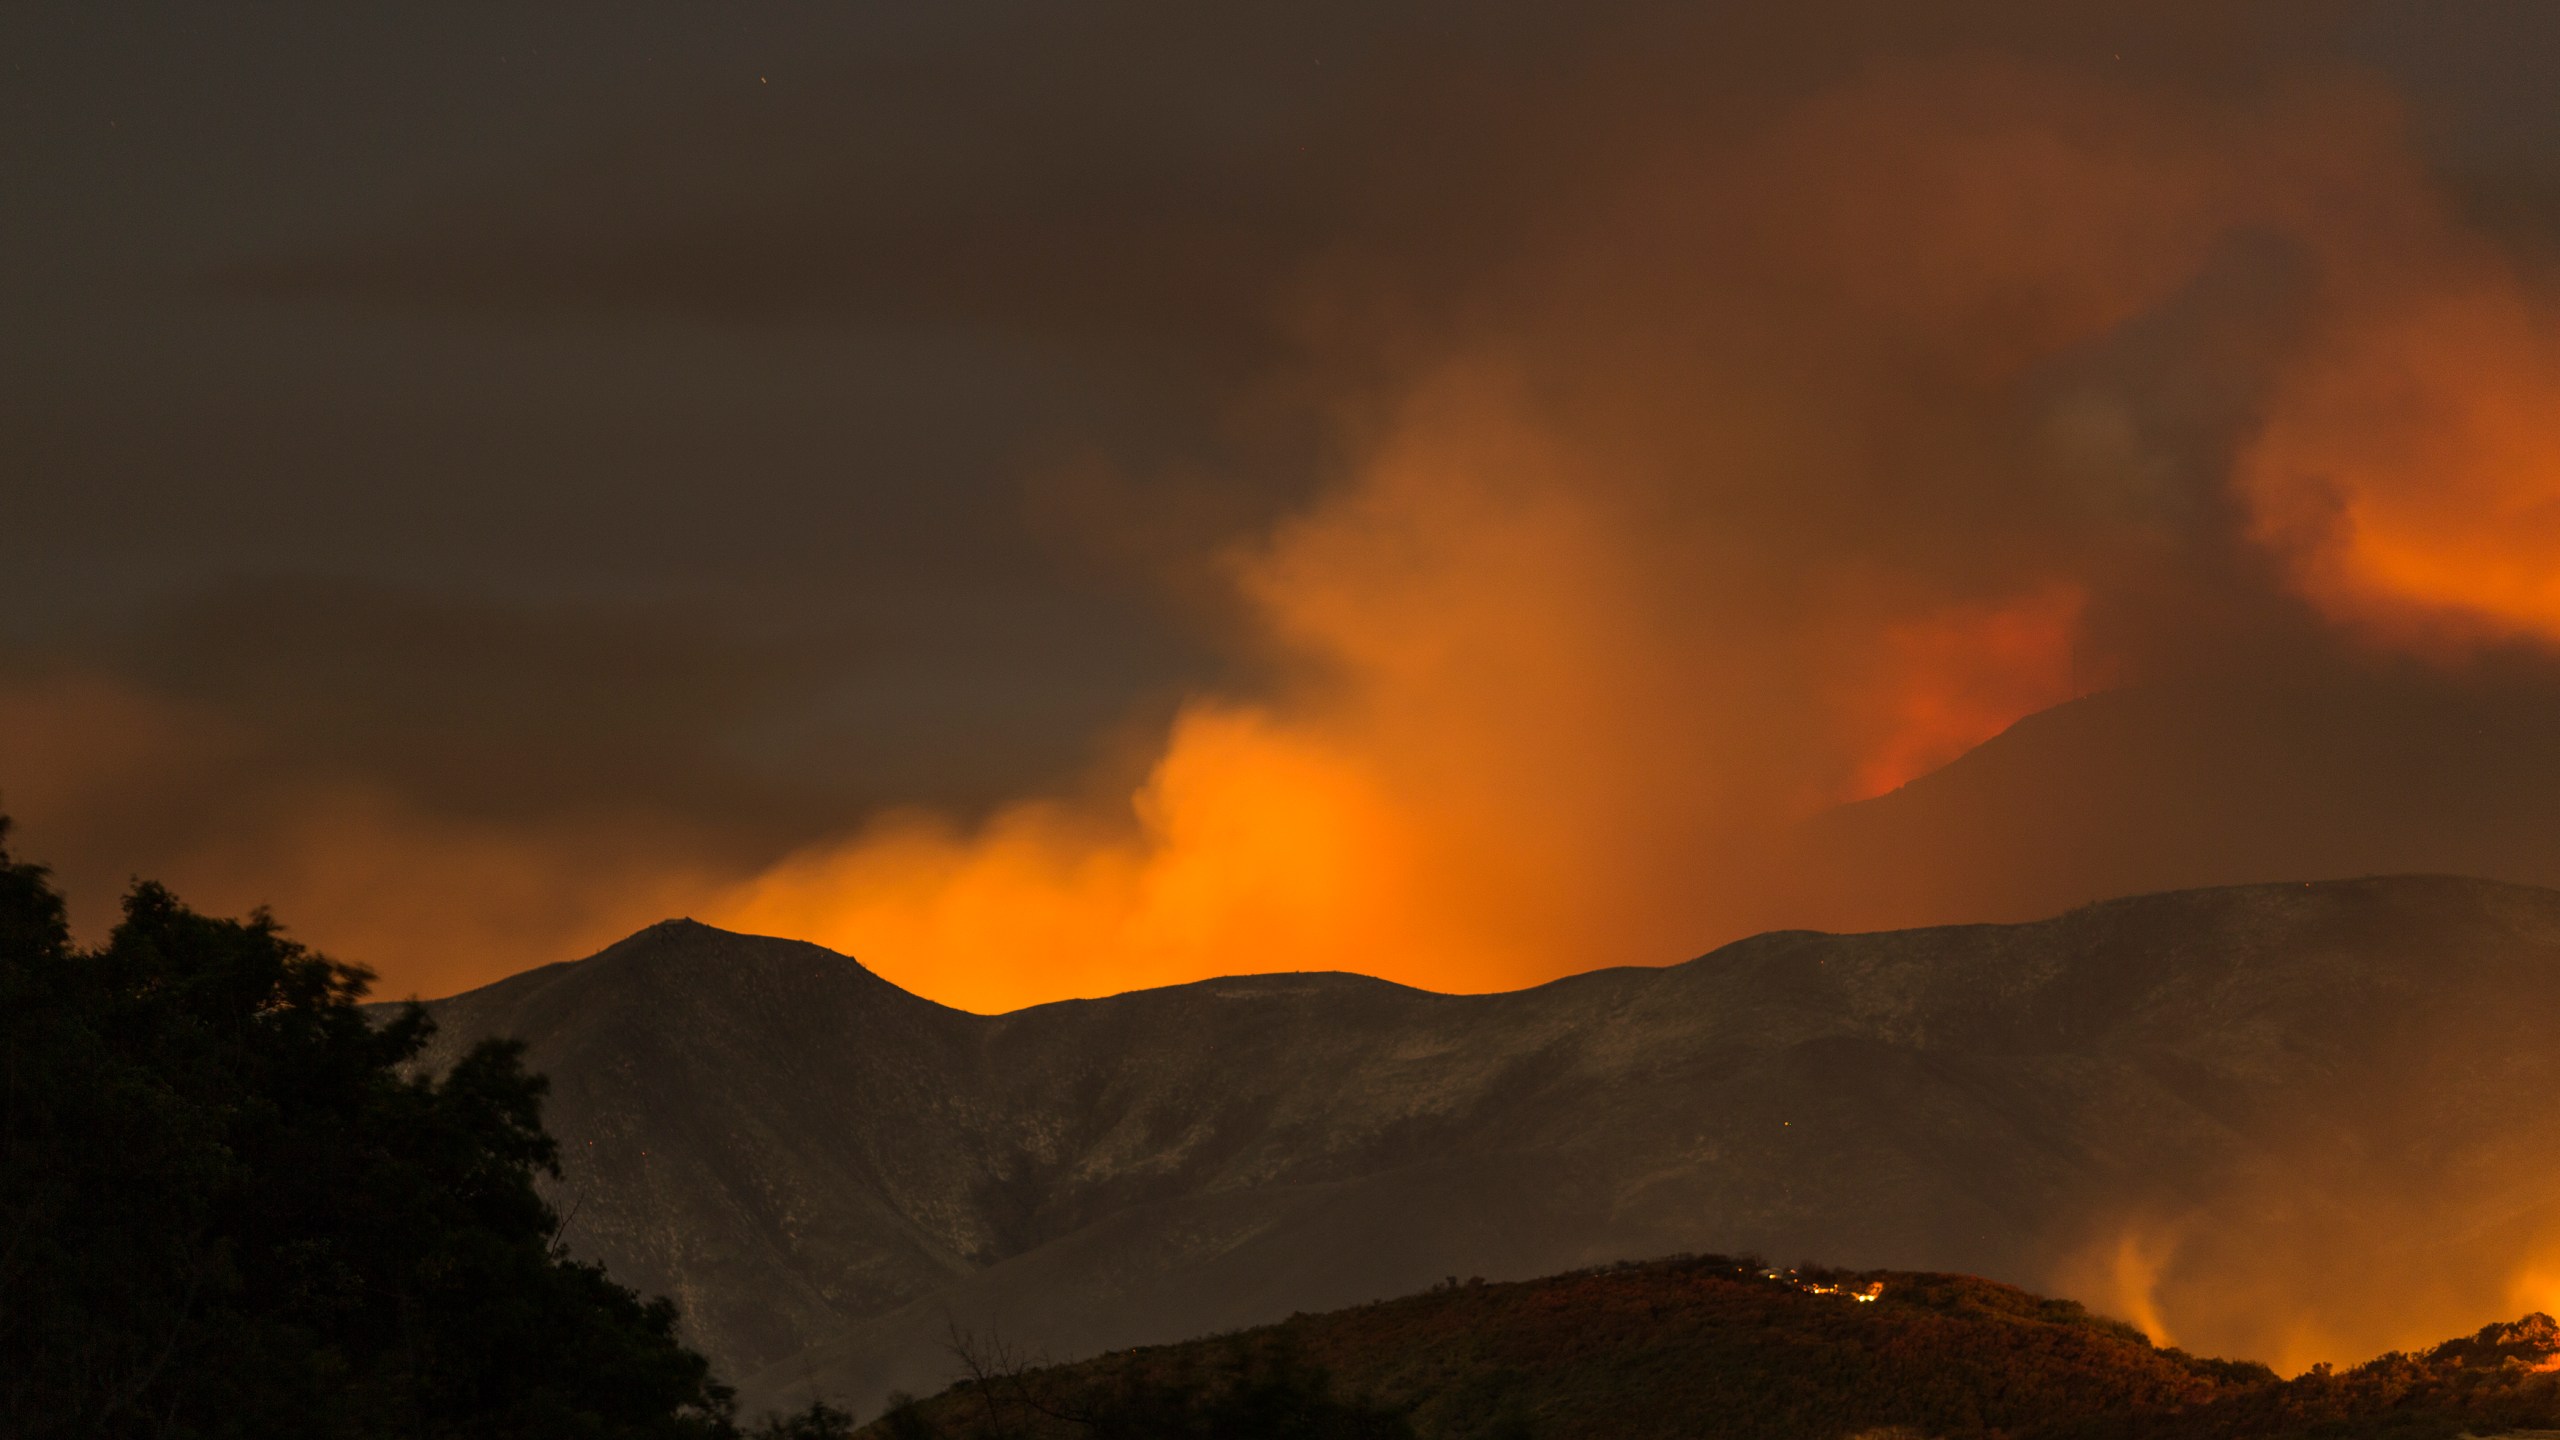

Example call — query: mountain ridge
[414,873,2560,1416]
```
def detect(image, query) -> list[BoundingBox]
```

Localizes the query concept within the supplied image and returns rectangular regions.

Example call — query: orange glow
[2058,1206,2560,1381]
[1846,584,2088,800]
[714,365,2108,1008]
[2244,279,2560,651]
[691,64,2522,1013]
[719,705,1452,1013]
[718,391,1724,1005]
[0,675,732,1001]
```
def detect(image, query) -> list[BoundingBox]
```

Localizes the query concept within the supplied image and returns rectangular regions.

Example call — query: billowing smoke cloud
[2243,222,2560,650]
[708,52,2553,1013]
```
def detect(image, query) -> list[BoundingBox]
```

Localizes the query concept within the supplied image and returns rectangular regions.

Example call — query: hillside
[414,876,2560,1416]
[860,1256,2560,1440]
[861,1255,2273,1440]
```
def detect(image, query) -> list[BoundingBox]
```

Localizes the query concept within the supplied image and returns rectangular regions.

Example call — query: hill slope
[862,1255,2560,1440]
[416,876,2560,1414]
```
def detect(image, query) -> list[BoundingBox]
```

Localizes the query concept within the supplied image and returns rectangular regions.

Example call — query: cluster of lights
[1759,1269,1884,1303]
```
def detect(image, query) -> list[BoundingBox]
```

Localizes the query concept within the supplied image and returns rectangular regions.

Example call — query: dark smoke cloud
[7,0,2560,997]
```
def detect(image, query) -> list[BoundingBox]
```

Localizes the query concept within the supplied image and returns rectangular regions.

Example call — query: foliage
[747,1399,861,1440]
[0,816,740,1438]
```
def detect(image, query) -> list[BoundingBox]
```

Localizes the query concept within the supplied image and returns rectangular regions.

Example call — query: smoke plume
[713,51,2559,1013]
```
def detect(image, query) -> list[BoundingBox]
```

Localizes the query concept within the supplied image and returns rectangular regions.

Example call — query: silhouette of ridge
[419,874,2560,1416]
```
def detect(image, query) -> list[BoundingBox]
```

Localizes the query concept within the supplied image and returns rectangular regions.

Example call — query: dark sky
[10,2,2560,1005]
[5,2,1343,958]
[5,2,1294,813]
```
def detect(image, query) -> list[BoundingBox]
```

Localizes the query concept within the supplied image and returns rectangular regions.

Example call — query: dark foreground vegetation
[2056,1311,2560,1440]
[0,818,837,1439]
[862,1261,2560,1440]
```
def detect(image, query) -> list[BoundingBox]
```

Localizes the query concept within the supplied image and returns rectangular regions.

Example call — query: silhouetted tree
[747,1398,859,1439]
[0,816,737,1438]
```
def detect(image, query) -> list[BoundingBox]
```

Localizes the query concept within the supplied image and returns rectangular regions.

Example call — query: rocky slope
[415,875,2560,1416]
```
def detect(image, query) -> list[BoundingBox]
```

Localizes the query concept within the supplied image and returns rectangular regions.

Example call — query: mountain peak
[571,915,915,993]
[616,915,763,946]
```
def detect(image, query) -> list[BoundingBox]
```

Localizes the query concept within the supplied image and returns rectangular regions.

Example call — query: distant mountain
[861,1255,2560,1440]
[415,875,2560,1417]
[1794,673,2560,932]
